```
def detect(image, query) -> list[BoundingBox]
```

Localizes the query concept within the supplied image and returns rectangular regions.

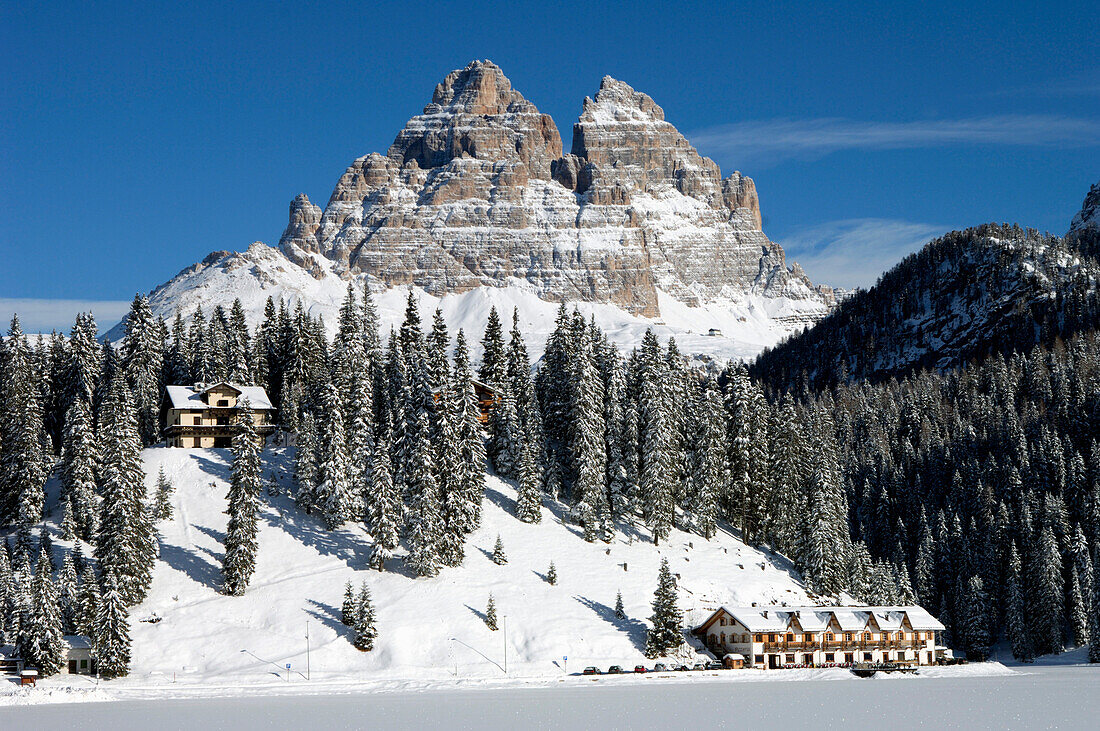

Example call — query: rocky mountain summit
[277,60,832,318]
[125,60,835,348]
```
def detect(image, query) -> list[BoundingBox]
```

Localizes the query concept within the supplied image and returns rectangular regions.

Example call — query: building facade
[164,382,276,448]
[694,605,946,669]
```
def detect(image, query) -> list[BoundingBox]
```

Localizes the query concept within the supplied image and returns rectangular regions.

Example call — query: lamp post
[503,616,508,675]
[305,621,311,681]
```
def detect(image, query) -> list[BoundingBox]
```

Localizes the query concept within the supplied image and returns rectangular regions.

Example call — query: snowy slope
[106,243,821,363]
[113,446,812,688]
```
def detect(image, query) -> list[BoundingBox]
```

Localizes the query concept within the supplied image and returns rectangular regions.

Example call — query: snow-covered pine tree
[614,590,625,620]
[60,397,99,540]
[164,312,192,386]
[223,400,262,596]
[478,306,506,388]
[569,334,607,542]
[294,412,320,514]
[366,416,401,572]
[962,575,990,661]
[404,408,443,578]
[341,581,356,626]
[65,311,102,409]
[121,294,165,445]
[485,593,498,631]
[1005,541,1034,661]
[58,551,78,634]
[152,466,174,522]
[689,376,725,540]
[1031,523,1065,655]
[95,374,155,606]
[314,384,356,529]
[487,390,521,478]
[644,558,683,658]
[38,525,55,572]
[637,331,674,545]
[1090,539,1100,663]
[352,583,377,651]
[547,561,557,585]
[16,551,67,676]
[515,438,542,523]
[1068,562,1089,649]
[492,534,507,565]
[93,570,131,678]
[0,316,48,529]
[451,331,486,533]
[226,298,251,383]
[73,565,101,637]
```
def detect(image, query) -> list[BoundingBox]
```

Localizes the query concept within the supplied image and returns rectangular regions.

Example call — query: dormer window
[217,399,229,407]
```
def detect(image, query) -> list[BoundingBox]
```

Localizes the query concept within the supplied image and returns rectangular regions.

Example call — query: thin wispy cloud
[780,218,947,290]
[0,298,131,335]
[689,114,1100,165]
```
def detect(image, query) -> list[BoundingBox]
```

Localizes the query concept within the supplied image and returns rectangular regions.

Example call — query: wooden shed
[723,653,746,669]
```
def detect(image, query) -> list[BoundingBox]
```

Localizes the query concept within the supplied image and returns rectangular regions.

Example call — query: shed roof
[63,635,92,649]
[167,384,274,411]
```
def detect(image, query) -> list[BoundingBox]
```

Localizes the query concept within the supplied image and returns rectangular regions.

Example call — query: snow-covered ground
[4,445,812,702]
[6,447,1095,725]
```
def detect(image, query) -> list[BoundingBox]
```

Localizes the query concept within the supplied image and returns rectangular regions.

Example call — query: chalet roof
[695,605,943,633]
[63,634,92,649]
[166,384,274,411]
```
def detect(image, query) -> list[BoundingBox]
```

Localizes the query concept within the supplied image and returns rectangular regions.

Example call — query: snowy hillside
[117,446,810,687]
[106,243,823,364]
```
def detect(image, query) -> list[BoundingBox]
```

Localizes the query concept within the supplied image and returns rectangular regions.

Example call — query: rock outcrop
[1070,180,1100,234]
[276,60,833,317]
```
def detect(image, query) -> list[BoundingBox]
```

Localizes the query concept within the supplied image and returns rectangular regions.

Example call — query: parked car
[652,663,669,672]
[692,663,707,671]
[607,665,623,674]
[705,661,724,670]
[633,665,647,673]
[583,666,602,675]
[674,664,690,672]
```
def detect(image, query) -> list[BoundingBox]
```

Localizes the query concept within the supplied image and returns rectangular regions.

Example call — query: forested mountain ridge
[752,223,1100,392]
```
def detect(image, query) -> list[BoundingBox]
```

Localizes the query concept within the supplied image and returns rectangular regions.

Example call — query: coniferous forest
[2,260,1099,677]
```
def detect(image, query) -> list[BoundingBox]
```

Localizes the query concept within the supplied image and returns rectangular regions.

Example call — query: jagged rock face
[1070,180,1100,234]
[277,60,831,317]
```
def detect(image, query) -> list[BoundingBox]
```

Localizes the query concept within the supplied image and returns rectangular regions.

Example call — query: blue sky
[2,1,1098,330]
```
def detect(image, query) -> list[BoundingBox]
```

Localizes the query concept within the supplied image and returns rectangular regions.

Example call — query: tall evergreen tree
[121,294,165,445]
[366,416,401,571]
[223,401,262,596]
[314,384,356,529]
[644,558,683,658]
[60,397,99,539]
[95,375,155,606]
[352,583,377,651]
[17,552,67,676]
[93,570,131,678]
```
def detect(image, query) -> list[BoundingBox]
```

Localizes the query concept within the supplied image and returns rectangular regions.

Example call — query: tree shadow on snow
[158,542,223,591]
[464,604,489,624]
[531,569,549,583]
[574,595,647,653]
[259,506,376,569]
[194,525,227,544]
[305,599,347,637]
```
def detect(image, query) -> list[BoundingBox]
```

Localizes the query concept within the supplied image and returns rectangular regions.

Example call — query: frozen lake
[2,665,1097,730]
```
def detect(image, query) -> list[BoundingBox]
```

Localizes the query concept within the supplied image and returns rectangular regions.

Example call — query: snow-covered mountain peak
[1069,180,1100,234]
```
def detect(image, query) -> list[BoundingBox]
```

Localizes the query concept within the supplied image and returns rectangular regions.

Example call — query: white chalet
[693,605,946,669]
[164,382,275,448]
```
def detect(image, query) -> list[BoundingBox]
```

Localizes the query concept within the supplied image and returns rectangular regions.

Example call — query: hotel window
[720,618,726,626]
[826,633,834,641]
[864,632,872,641]
[786,633,794,642]
[844,633,852,642]
[769,634,777,643]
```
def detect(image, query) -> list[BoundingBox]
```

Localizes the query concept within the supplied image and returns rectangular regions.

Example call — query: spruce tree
[451,332,486,532]
[294,412,320,514]
[485,593,498,631]
[1032,524,1065,655]
[93,570,132,678]
[962,575,990,661]
[341,581,356,626]
[1005,542,1034,661]
[60,397,99,540]
[366,417,401,571]
[515,439,543,524]
[95,375,155,606]
[547,561,557,585]
[492,535,507,565]
[1090,541,1100,663]
[352,583,377,652]
[121,294,165,445]
[223,401,262,596]
[17,552,67,676]
[73,565,101,637]
[644,558,683,658]
[614,590,625,620]
[315,384,356,529]
[0,316,48,528]
[152,466,174,522]
[58,551,78,634]
[405,409,443,578]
